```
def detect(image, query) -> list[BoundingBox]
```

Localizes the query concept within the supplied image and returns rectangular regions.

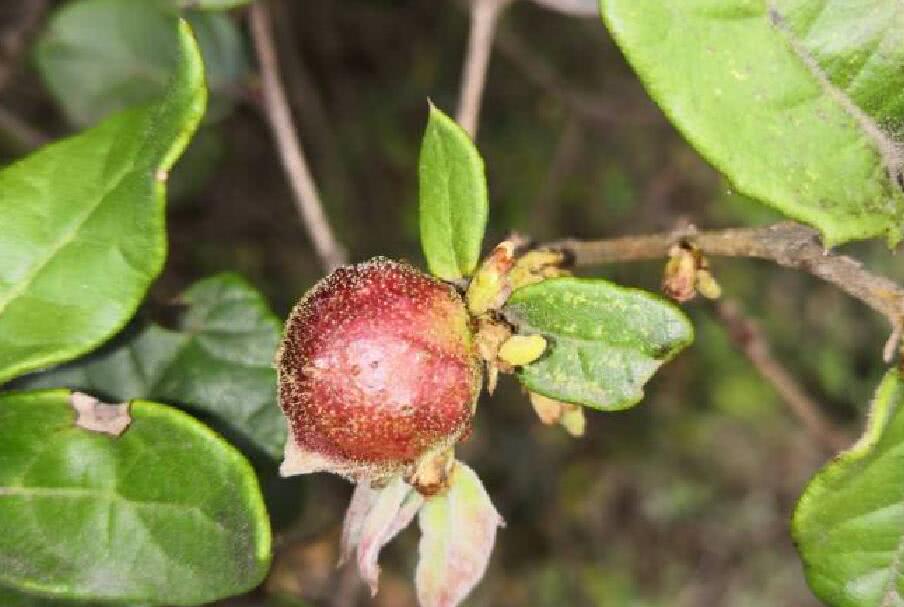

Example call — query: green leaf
[0,21,205,385]
[0,586,72,607]
[598,0,904,246]
[179,0,252,8]
[35,0,248,126]
[0,389,271,605]
[418,104,489,281]
[14,274,286,459]
[503,277,693,410]
[793,368,904,607]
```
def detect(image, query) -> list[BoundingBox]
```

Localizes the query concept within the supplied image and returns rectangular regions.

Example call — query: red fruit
[277,257,482,480]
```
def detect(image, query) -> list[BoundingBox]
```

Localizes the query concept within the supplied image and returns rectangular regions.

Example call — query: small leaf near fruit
[416,462,503,607]
[505,277,693,410]
[340,477,424,596]
[418,104,489,281]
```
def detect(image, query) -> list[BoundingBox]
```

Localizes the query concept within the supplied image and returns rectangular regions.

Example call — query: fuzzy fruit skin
[277,257,481,479]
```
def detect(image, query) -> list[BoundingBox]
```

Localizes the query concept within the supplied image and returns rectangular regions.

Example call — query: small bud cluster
[662,243,721,303]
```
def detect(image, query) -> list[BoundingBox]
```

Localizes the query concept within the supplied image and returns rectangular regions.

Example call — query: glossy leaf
[35,0,247,126]
[599,0,904,245]
[504,278,693,410]
[15,274,286,459]
[0,586,74,607]
[0,389,271,605]
[416,463,502,607]
[418,104,489,281]
[794,369,904,606]
[0,21,205,384]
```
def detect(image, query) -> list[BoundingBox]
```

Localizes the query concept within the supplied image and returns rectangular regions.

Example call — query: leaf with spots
[503,278,693,410]
[599,0,904,245]
[14,274,286,459]
[793,368,904,607]
[0,389,271,606]
[418,104,489,281]
[0,20,205,384]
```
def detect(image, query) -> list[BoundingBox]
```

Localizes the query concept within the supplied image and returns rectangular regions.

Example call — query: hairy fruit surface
[277,258,481,481]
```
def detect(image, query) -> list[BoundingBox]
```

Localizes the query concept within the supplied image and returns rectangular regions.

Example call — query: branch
[716,300,850,453]
[249,1,348,273]
[456,0,514,137]
[493,24,658,127]
[547,222,904,342]
[0,1,48,94]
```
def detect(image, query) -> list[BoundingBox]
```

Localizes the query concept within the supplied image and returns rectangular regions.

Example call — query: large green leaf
[418,104,489,281]
[15,274,286,459]
[503,278,693,410]
[793,368,904,607]
[599,0,904,246]
[0,21,205,384]
[0,586,73,607]
[35,0,247,126]
[0,389,271,605]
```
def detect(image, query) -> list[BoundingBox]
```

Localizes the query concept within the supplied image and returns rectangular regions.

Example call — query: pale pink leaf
[339,481,381,566]
[387,489,425,542]
[355,476,423,595]
[415,463,503,607]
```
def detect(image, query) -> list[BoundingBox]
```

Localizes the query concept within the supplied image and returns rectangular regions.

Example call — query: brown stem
[249,1,348,273]
[716,300,850,452]
[0,1,48,94]
[494,24,658,127]
[456,0,513,137]
[547,222,904,346]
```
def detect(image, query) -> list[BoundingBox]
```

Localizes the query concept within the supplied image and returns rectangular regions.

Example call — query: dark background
[2,1,900,605]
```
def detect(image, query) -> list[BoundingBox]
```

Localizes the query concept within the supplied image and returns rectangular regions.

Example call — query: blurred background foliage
[1,1,900,605]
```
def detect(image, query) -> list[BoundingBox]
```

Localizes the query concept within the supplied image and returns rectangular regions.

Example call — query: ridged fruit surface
[278,258,481,478]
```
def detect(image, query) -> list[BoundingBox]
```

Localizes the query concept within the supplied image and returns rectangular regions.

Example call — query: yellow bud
[529,392,563,425]
[466,241,516,315]
[559,404,586,437]
[696,268,722,299]
[510,249,568,291]
[498,334,547,366]
[662,244,697,302]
